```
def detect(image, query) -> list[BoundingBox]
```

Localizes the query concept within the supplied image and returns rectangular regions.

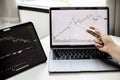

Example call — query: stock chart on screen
[51,10,108,45]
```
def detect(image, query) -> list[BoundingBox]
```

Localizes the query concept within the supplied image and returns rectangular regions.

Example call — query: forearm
[108,44,120,62]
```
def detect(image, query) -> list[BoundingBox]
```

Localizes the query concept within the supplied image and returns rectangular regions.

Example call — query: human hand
[86,26,117,54]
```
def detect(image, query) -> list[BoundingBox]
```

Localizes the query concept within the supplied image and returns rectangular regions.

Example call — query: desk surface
[7,36,120,80]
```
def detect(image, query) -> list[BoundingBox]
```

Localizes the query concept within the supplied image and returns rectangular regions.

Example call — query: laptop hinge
[52,47,97,49]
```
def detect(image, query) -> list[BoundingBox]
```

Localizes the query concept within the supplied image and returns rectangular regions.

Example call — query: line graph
[0,36,33,60]
[52,14,107,39]
[69,14,107,24]
[0,46,33,60]
[0,36,31,43]
[52,10,108,45]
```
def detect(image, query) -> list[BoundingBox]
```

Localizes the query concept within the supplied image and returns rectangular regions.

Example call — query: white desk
[7,36,120,80]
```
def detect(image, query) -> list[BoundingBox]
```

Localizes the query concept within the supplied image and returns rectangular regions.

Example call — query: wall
[0,0,19,23]
[106,0,120,36]
[19,10,49,39]
[115,0,120,36]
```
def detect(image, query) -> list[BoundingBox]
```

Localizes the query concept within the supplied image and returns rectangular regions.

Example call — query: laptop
[49,7,120,72]
[0,22,47,79]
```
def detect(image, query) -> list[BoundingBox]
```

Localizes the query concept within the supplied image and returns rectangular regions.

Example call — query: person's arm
[108,44,120,63]
[87,27,120,63]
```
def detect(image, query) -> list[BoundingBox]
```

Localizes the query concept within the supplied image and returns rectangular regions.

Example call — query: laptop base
[49,50,120,72]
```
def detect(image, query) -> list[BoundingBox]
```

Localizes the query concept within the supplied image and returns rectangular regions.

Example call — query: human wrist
[107,43,118,55]
[108,44,120,63]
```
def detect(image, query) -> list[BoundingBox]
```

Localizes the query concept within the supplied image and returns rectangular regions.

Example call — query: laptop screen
[50,7,109,47]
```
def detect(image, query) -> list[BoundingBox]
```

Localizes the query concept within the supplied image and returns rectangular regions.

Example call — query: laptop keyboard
[53,49,111,60]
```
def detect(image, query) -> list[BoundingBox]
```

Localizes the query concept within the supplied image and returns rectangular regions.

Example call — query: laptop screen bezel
[50,7,109,48]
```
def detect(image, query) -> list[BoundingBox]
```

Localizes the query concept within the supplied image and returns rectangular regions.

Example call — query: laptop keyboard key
[53,49,111,60]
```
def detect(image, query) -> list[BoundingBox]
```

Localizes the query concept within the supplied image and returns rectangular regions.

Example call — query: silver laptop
[49,7,120,72]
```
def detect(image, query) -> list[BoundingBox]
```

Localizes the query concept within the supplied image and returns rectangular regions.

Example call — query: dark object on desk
[0,22,47,79]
